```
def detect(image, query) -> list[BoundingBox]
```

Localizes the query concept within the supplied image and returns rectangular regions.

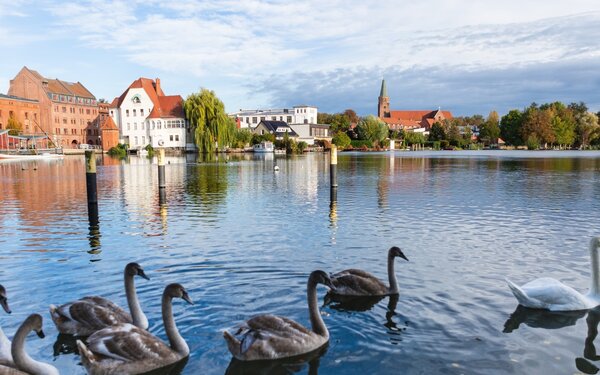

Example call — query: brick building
[8,66,98,148]
[100,116,119,150]
[377,79,452,130]
[0,94,40,134]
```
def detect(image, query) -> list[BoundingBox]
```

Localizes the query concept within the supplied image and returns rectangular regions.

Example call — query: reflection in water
[87,202,101,255]
[185,162,229,213]
[502,305,587,333]
[225,344,327,375]
[53,333,78,357]
[577,307,600,374]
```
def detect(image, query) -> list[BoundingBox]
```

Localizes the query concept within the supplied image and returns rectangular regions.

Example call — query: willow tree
[184,89,235,153]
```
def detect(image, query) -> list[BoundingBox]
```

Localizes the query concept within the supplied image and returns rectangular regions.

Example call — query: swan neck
[125,271,147,329]
[162,293,189,357]
[308,280,328,337]
[591,242,600,295]
[11,321,53,374]
[388,252,399,294]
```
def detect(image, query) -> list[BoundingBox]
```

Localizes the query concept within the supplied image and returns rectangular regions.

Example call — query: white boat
[0,152,64,160]
[253,141,274,153]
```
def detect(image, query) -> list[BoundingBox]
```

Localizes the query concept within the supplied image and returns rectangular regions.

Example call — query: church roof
[380,79,388,97]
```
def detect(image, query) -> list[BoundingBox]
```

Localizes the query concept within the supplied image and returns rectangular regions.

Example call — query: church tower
[378,79,390,118]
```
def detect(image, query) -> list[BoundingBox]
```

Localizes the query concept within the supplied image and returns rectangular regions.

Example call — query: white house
[109,78,188,150]
[230,105,318,129]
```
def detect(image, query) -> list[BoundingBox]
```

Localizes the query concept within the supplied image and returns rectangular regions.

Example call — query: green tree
[576,112,599,149]
[233,128,253,148]
[551,116,575,148]
[500,110,523,145]
[446,120,463,147]
[332,131,351,149]
[479,110,501,146]
[6,116,22,136]
[404,131,425,145]
[356,115,388,146]
[521,106,555,147]
[428,122,446,142]
[330,113,351,133]
[184,88,234,153]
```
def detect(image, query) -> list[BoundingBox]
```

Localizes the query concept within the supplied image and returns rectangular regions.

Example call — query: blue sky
[1,1,600,116]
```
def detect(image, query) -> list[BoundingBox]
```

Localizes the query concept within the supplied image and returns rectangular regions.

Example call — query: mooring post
[85,150,97,205]
[330,145,338,201]
[158,148,166,189]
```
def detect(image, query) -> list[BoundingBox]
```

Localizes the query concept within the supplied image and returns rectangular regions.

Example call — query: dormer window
[132,95,141,104]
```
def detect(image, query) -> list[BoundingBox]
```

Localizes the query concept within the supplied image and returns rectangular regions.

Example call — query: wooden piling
[85,150,97,205]
[158,148,166,189]
[330,145,338,201]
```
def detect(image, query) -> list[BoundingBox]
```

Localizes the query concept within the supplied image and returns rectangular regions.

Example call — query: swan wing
[57,301,131,332]
[86,324,173,362]
[331,269,388,295]
[520,278,589,311]
[234,315,316,359]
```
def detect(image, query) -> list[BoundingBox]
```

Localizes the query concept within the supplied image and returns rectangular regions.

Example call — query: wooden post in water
[158,148,166,189]
[85,150,97,205]
[330,145,338,201]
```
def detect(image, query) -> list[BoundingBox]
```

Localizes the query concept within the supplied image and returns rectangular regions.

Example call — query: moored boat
[253,141,274,153]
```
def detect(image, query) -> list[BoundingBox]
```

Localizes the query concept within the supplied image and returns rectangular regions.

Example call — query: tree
[500,110,523,145]
[332,131,351,149]
[428,122,446,142]
[479,110,501,146]
[575,112,599,149]
[233,128,253,149]
[330,114,351,133]
[184,88,234,153]
[551,116,575,148]
[521,106,555,147]
[343,109,359,124]
[404,131,425,145]
[6,116,22,136]
[446,120,463,147]
[356,115,388,146]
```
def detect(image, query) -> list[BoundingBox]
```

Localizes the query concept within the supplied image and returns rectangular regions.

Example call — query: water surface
[1,150,600,374]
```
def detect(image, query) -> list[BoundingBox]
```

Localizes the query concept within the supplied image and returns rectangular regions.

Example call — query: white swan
[223,270,334,361]
[50,262,150,336]
[506,237,600,311]
[0,314,59,375]
[0,284,13,366]
[77,283,193,375]
[329,246,408,296]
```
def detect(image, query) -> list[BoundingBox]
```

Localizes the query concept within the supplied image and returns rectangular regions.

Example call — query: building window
[25,112,28,119]
[141,123,144,130]
[62,107,66,113]
[126,110,129,117]
[260,117,265,121]
[134,123,137,130]
[142,136,145,144]
[170,135,173,141]
[287,116,292,123]
[34,113,37,120]
[63,128,67,134]
[127,123,130,131]
[175,135,179,141]
[132,95,141,104]
[140,109,144,116]
[62,118,67,124]
[271,116,276,120]
[134,136,138,145]
[252,117,257,124]
[133,109,136,116]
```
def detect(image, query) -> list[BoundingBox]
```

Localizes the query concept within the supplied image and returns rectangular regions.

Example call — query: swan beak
[138,269,150,280]
[399,253,409,261]
[182,293,194,305]
[37,329,45,339]
[0,299,10,314]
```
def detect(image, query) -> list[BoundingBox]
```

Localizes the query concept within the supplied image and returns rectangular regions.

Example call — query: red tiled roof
[109,97,119,108]
[147,95,184,119]
[23,67,95,99]
[101,116,119,131]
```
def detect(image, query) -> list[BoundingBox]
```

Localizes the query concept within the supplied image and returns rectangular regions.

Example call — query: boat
[253,141,274,153]
[0,152,64,160]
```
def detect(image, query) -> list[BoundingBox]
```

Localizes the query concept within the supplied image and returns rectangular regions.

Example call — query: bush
[332,131,351,149]
[350,140,373,149]
[297,141,308,153]
[144,144,155,158]
[108,143,128,158]
[526,135,540,150]
[440,140,449,149]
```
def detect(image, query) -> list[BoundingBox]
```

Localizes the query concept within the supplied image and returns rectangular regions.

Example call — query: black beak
[325,279,337,292]
[138,270,150,280]
[0,299,10,314]
[37,329,45,339]
[182,293,194,305]
[399,253,409,261]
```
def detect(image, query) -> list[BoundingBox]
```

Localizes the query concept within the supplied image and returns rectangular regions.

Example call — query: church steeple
[380,79,388,98]
[378,79,390,118]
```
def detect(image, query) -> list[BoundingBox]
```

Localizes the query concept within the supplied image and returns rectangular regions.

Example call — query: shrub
[297,141,308,153]
[108,143,128,158]
[144,144,155,158]
[526,134,540,150]
[350,140,373,149]
[332,131,351,149]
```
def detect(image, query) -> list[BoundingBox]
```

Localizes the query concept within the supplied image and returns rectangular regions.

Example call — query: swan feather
[330,269,389,296]
[507,277,593,311]
[51,299,131,336]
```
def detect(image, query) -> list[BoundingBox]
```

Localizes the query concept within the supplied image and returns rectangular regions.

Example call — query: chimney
[155,78,161,94]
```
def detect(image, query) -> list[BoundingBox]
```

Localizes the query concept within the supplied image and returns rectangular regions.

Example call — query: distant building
[377,79,452,130]
[0,94,40,135]
[109,78,188,150]
[8,66,98,147]
[100,116,119,151]
[289,123,331,145]
[231,105,318,128]
[252,120,298,140]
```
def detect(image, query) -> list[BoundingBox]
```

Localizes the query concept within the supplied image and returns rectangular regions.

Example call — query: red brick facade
[0,94,40,134]
[8,67,98,148]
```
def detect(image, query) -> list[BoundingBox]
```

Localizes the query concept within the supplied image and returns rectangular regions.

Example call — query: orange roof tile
[148,95,184,119]
[100,116,119,131]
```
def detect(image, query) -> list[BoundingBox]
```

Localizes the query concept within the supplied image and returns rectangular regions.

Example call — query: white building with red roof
[108,78,188,151]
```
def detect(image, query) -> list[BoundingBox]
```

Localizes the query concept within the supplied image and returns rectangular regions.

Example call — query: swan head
[25,314,46,339]
[125,262,150,280]
[0,285,10,314]
[389,246,408,262]
[165,283,194,305]
[309,270,336,290]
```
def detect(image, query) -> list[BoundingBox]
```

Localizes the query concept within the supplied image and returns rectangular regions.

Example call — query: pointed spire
[379,79,388,98]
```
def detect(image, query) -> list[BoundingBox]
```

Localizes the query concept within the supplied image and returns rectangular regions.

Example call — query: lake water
[1,150,600,374]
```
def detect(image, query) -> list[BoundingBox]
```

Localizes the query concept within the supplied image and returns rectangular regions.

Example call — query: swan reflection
[576,306,600,374]
[502,305,586,333]
[225,344,327,375]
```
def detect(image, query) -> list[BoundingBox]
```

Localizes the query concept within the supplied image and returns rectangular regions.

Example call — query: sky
[1,0,600,117]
